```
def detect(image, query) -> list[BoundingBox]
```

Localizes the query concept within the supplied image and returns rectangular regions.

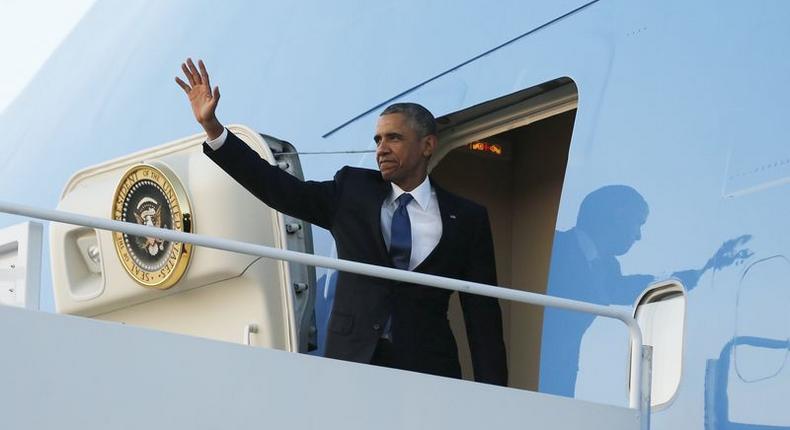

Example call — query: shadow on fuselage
[540,185,752,397]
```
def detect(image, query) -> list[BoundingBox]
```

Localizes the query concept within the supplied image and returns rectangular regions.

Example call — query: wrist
[201,117,224,140]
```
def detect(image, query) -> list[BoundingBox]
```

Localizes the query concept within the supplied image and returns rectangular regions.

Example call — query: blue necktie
[382,193,413,341]
[390,193,414,270]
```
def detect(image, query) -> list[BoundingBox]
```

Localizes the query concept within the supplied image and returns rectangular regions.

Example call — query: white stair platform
[0,305,640,429]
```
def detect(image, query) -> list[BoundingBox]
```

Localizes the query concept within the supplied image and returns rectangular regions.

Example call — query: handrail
[0,200,650,414]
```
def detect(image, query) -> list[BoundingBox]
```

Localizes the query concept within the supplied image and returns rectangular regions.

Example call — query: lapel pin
[449,214,457,219]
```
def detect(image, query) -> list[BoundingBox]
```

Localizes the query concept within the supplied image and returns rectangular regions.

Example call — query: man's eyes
[374,134,403,145]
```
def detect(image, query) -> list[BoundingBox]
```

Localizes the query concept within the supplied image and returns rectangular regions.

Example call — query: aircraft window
[734,256,790,382]
[633,282,686,408]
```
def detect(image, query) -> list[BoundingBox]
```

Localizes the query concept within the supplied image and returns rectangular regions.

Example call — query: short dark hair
[380,103,437,137]
[576,185,649,228]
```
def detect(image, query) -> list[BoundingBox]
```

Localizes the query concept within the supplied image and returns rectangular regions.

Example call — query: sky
[0,0,96,114]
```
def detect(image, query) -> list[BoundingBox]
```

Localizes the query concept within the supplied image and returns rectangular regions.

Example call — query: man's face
[374,113,435,189]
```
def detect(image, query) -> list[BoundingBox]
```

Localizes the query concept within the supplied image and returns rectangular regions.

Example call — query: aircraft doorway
[430,80,577,389]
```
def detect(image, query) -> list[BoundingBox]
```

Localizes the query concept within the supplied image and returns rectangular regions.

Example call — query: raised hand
[705,234,754,271]
[665,235,754,291]
[175,58,224,139]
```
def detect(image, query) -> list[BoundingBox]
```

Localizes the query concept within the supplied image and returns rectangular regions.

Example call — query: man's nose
[376,141,389,156]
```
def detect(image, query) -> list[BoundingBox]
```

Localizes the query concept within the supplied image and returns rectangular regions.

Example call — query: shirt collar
[388,176,433,210]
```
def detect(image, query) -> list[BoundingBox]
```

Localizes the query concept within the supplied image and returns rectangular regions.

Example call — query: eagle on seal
[133,197,166,256]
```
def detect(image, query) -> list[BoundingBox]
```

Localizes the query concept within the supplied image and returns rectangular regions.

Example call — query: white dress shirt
[380,178,442,270]
[206,128,442,270]
[205,128,229,150]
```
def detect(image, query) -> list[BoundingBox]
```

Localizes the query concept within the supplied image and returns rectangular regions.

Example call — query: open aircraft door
[50,125,317,352]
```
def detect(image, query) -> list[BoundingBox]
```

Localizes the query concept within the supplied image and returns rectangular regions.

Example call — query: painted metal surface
[0,222,42,309]
[0,304,640,430]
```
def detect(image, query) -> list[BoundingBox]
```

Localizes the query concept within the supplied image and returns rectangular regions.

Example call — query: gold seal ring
[111,162,193,289]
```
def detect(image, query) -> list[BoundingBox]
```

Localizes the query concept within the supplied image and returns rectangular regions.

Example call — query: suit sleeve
[203,130,341,230]
[459,208,509,386]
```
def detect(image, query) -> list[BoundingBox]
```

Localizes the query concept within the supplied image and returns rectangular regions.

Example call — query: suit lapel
[414,180,457,273]
[370,178,392,265]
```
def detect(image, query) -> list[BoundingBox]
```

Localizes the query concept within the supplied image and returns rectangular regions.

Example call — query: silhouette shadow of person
[539,185,752,397]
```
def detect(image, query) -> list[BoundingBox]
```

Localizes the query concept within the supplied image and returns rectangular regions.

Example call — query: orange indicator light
[468,141,503,156]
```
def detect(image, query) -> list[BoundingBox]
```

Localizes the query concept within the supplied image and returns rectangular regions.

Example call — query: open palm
[175,58,220,126]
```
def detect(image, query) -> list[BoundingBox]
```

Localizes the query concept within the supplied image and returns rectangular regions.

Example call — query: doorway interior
[430,79,577,389]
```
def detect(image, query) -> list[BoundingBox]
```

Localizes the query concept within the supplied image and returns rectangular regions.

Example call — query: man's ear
[422,134,438,158]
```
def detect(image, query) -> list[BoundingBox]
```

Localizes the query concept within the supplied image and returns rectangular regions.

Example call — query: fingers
[174,77,191,94]
[198,59,210,89]
[178,58,214,99]
[186,58,202,85]
[181,62,196,86]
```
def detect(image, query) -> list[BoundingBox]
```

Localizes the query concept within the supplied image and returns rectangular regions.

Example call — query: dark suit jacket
[204,131,508,385]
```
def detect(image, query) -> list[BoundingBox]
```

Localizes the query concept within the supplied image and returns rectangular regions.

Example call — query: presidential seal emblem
[112,162,193,289]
